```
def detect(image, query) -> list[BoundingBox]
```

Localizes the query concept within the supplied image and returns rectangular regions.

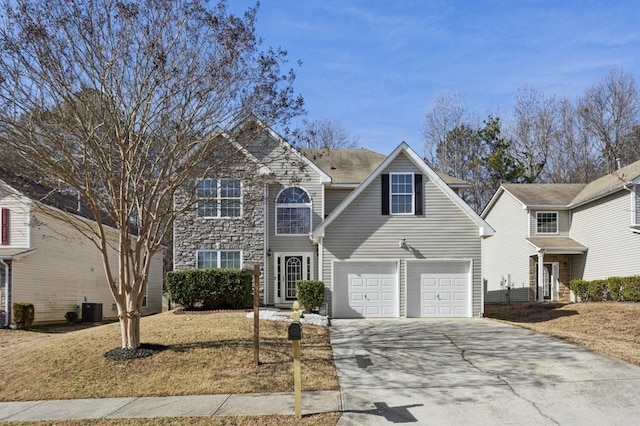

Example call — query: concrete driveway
[330,318,640,425]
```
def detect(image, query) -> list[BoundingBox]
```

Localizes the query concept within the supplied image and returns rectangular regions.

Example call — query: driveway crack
[442,333,559,426]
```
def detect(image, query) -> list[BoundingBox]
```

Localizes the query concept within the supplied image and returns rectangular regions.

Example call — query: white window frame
[536,211,559,234]
[632,186,640,228]
[195,249,243,270]
[275,187,312,236]
[390,173,414,215]
[196,178,242,219]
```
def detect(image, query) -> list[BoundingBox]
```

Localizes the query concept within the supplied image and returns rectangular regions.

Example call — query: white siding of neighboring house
[322,153,483,317]
[570,190,640,280]
[11,205,163,324]
[0,190,31,249]
[483,192,533,303]
[529,209,571,237]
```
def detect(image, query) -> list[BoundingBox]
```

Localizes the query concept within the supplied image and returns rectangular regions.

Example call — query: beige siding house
[482,160,640,303]
[174,122,494,318]
[0,174,163,326]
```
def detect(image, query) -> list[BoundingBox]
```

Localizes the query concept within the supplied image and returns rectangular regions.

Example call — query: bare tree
[422,92,468,168]
[578,67,640,168]
[298,118,359,149]
[0,0,303,349]
[509,86,559,182]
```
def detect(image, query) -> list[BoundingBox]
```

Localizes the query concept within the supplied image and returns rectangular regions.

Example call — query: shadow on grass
[485,303,579,323]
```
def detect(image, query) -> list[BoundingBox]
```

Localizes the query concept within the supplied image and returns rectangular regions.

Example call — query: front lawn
[485,302,640,366]
[0,311,338,401]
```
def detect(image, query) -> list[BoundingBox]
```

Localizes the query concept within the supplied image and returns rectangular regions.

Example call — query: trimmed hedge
[166,268,252,310]
[13,303,34,330]
[569,276,640,302]
[296,280,325,312]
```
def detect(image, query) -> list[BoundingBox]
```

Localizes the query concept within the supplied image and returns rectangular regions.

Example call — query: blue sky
[230,1,640,155]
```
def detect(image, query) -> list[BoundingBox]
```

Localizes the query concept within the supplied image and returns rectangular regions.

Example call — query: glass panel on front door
[285,256,303,300]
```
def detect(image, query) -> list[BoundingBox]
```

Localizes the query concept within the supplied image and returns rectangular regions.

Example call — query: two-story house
[0,171,164,326]
[482,159,640,303]
[173,121,494,318]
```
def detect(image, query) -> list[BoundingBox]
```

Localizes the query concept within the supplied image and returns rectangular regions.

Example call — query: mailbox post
[243,262,261,367]
[288,301,303,419]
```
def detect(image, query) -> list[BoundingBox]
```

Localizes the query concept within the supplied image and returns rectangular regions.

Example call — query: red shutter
[1,208,8,245]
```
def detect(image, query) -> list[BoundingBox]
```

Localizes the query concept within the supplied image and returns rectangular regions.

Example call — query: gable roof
[300,148,386,185]
[502,183,587,208]
[569,159,640,207]
[312,142,494,239]
[300,147,470,188]
[483,158,640,216]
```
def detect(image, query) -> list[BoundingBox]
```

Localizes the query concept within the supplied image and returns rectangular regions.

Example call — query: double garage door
[333,261,471,318]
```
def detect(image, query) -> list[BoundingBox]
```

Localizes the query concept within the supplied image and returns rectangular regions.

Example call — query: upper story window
[276,187,311,235]
[196,178,241,218]
[536,212,558,234]
[196,250,242,269]
[391,173,414,214]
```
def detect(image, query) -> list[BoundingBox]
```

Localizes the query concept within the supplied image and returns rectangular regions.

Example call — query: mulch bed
[172,307,253,315]
[103,343,169,361]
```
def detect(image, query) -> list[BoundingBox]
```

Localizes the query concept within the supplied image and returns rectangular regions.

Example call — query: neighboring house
[173,121,494,318]
[482,160,640,303]
[0,171,164,326]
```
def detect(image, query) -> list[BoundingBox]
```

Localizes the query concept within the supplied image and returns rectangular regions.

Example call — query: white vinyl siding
[529,209,571,236]
[322,153,483,318]
[0,191,30,248]
[483,192,535,303]
[10,210,163,323]
[571,191,640,279]
[324,188,353,216]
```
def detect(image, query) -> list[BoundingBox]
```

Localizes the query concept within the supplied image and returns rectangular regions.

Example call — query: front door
[275,253,313,303]
[536,262,558,301]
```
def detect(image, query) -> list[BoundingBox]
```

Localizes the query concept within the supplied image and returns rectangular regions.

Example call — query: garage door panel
[340,266,397,318]
[410,262,471,318]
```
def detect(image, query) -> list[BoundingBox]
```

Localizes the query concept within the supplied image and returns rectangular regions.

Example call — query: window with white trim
[276,187,311,235]
[391,173,414,214]
[196,250,242,269]
[536,212,558,234]
[196,178,241,218]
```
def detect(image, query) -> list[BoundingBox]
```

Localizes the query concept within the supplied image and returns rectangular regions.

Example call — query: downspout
[1,258,9,327]
[263,183,269,305]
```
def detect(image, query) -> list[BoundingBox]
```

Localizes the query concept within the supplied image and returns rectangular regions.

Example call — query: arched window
[276,187,311,235]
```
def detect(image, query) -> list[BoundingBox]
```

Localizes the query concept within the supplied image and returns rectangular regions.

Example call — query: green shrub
[569,279,588,301]
[296,280,325,312]
[621,276,640,302]
[166,268,252,310]
[606,277,624,301]
[587,279,607,301]
[13,303,34,330]
[64,311,78,323]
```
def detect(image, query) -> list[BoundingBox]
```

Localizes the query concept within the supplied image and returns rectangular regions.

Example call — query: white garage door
[407,262,471,318]
[333,262,398,318]
[348,273,397,317]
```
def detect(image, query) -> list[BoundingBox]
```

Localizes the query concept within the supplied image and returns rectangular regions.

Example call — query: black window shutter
[381,174,389,215]
[414,174,423,215]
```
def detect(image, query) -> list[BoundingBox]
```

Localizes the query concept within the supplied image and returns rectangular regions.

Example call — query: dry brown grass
[3,413,341,426]
[0,311,338,402]
[485,302,640,365]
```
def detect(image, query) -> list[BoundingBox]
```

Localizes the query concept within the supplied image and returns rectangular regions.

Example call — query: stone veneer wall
[173,175,266,300]
[528,254,572,302]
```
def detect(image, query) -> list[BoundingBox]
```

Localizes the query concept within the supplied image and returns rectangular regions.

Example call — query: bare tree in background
[298,118,359,149]
[423,92,468,169]
[509,86,559,182]
[0,0,303,349]
[578,67,640,169]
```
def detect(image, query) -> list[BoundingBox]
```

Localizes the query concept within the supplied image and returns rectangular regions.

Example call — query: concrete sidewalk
[0,391,341,422]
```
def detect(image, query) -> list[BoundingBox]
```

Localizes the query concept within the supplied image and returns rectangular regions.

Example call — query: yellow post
[292,301,302,419]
